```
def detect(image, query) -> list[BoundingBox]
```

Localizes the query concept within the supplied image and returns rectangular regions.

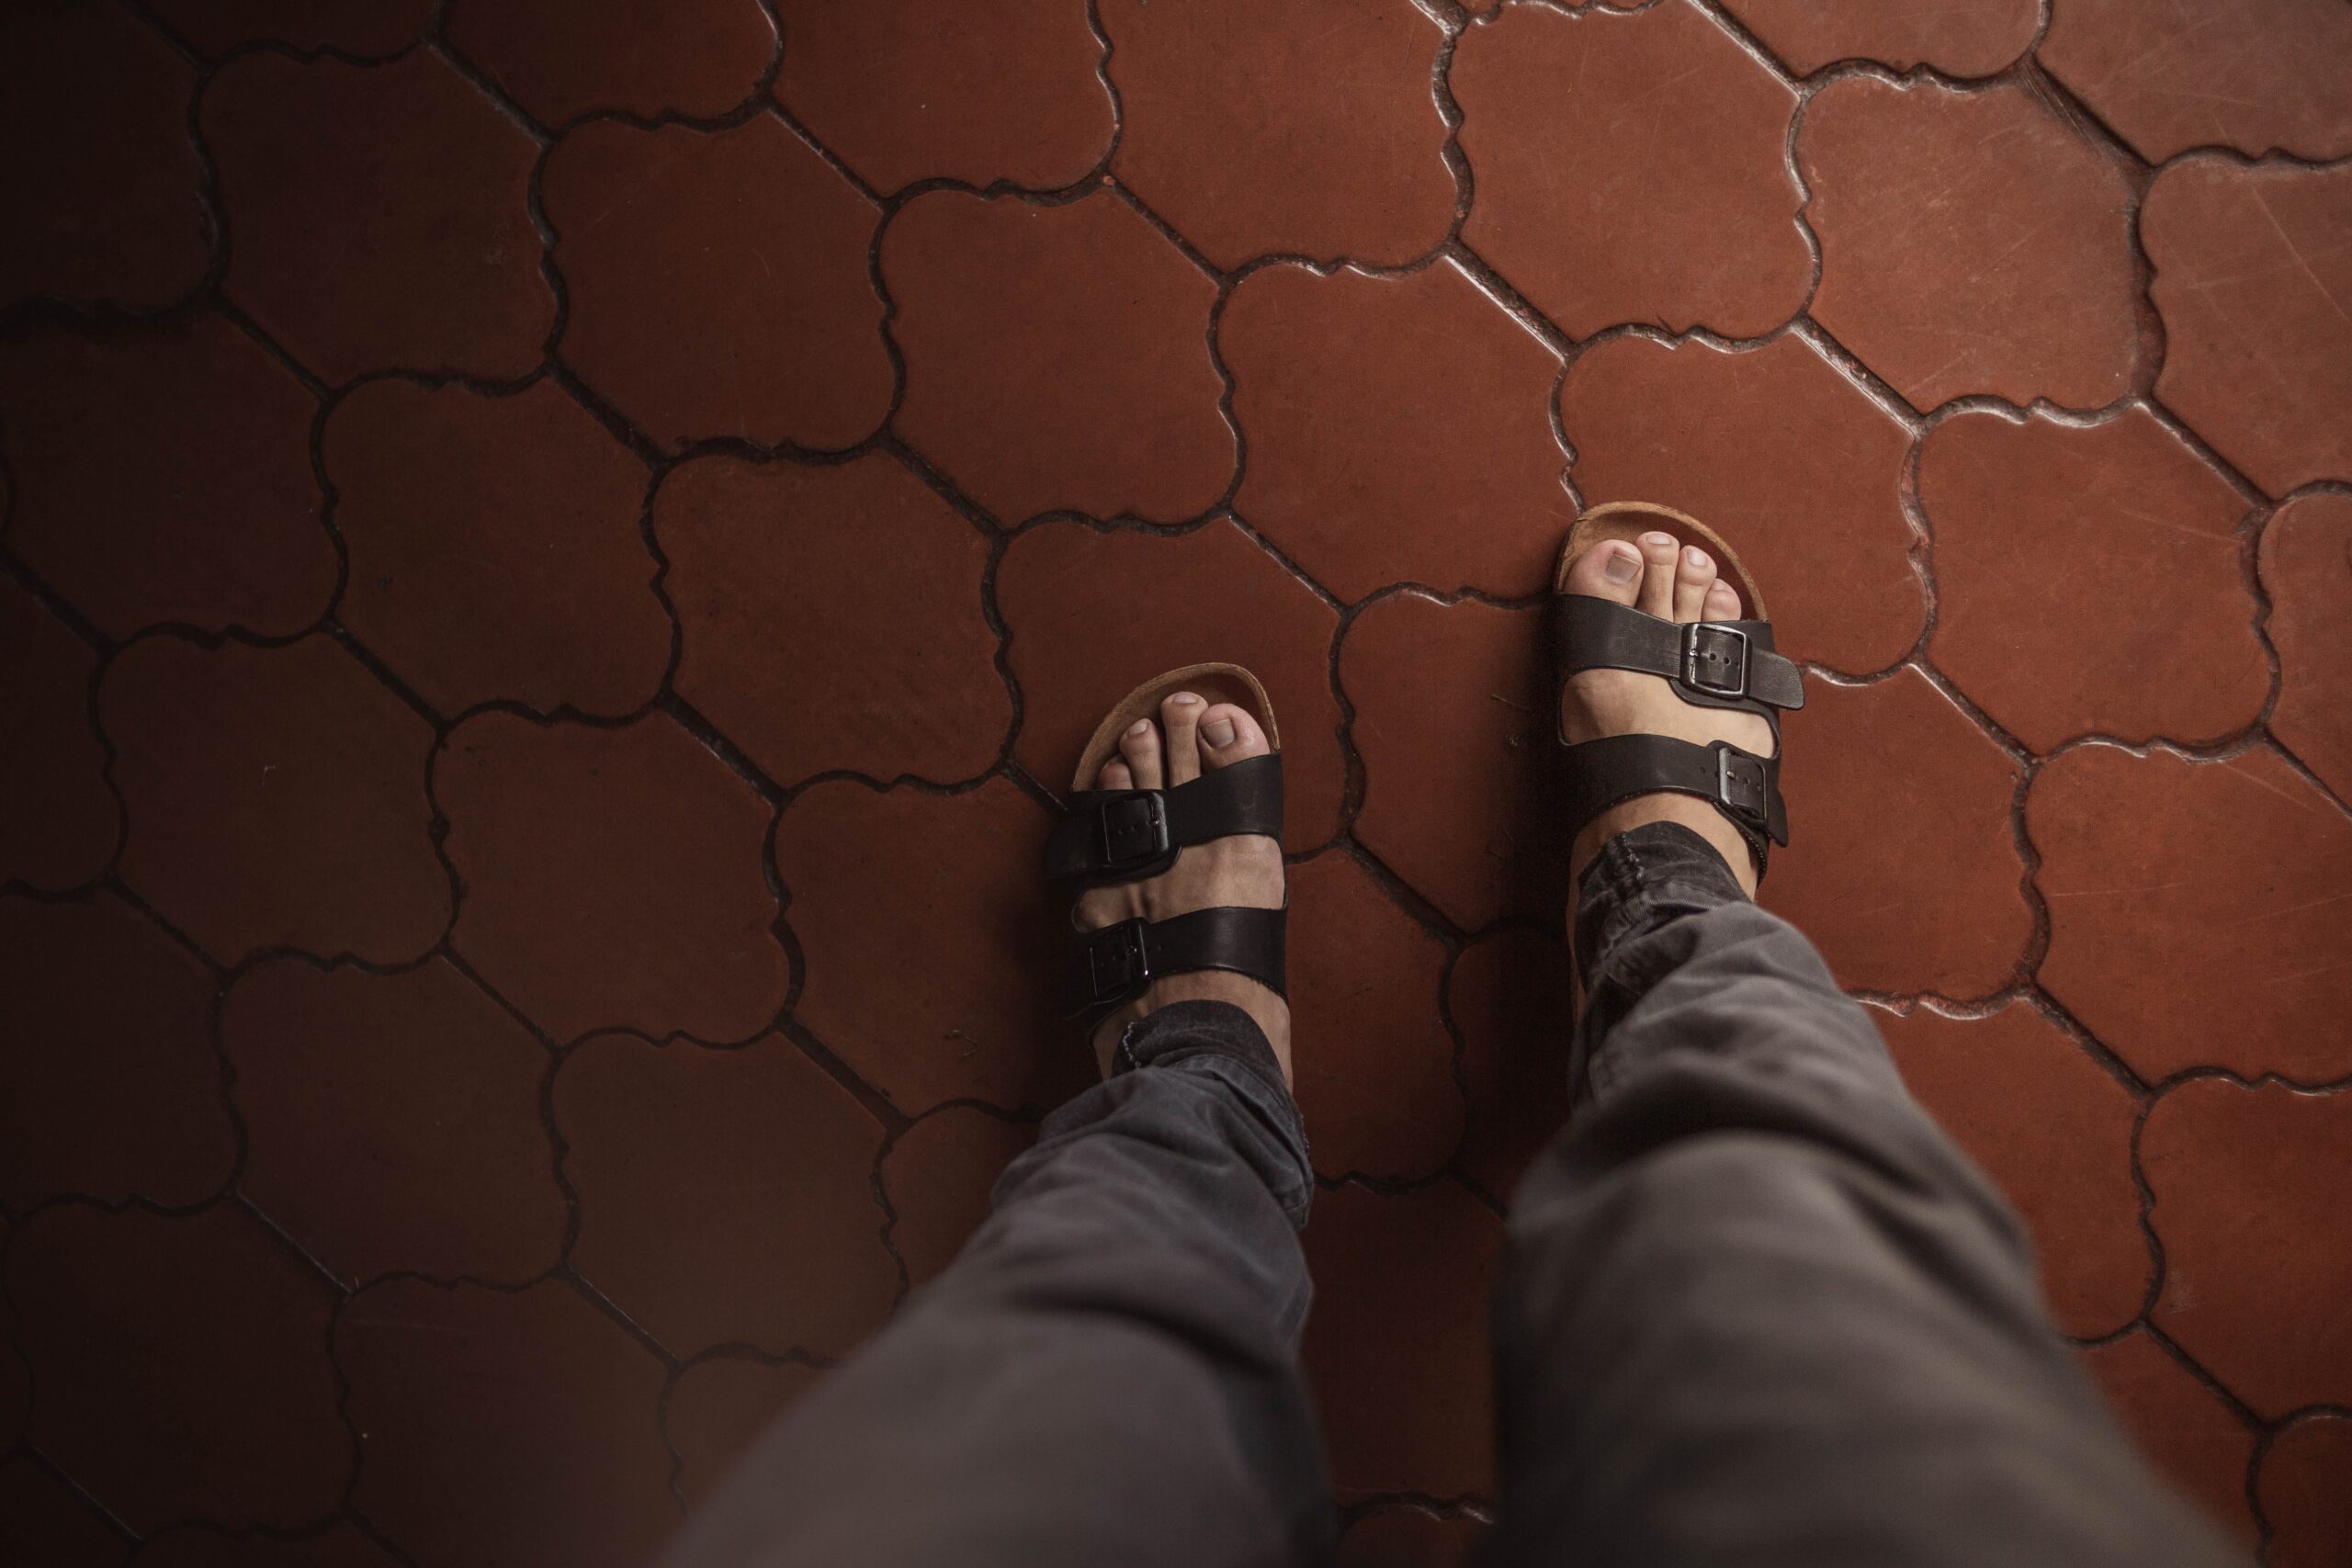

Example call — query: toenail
[1603,547,1641,584]
[1685,547,1709,569]
[1127,720,1151,736]
[1204,717,1236,748]
[1171,693,1202,707]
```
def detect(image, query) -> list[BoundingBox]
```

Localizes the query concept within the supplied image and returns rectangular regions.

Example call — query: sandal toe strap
[1060,906,1287,1024]
[1552,595,1805,719]
[1559,734,1788,874]
[1045,754,1284,885]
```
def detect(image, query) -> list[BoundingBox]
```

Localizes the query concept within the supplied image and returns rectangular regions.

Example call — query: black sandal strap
[1045,753,1283,884]
[1059,906,1287,1024]
[1552,595,1805,717]
[1558,734,1788,872]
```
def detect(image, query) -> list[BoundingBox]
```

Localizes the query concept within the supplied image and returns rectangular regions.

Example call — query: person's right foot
[1558,531,1774,897]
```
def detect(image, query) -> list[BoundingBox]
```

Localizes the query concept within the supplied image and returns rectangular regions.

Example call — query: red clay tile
[884,190,1233,524]
[146,0,430,57]
[437,711,789,1044]
[668,1358,820,1507]
[1223,260,1571,603]
[1332,1506,1487,1568]
[337,1278,677,1568]
[102,635,449,966]
[0,0,208,310]
[2144,159,2352,497]
[1559,333,1925,672]
[0,891,232,1209]
[1288,852,1462,1183]
[2029,745,2352,1082]
[776,0,1113,195]
[203,51,553,384]
[1450,929,1572,1201]
[1453,1,1811,340]
[1302,1179,1501,1501]
[0,581,116,891]
[879,1106,1035,1288]
[134,1524,404,1568]
[776,777,1088,1115]
[2261,493,2352,800]
[2079,1329,2258,1547]
[1719,0,2038,76]
[555,1031,898,1359]
[2040,0,2352,164]
[543,117,890,453]
[1101,0,1453,271]
[1797,78,2140,412]
[654,452,1010,786]
[0,1459,129,1568]
[447,0,774,126]
[221,957,567,1287]
[2142,1077,2352,1417]
[1881,1002,2148,1337]
[1763,669,2031,998]
[0,316,330,640]
[8,1202,348,1532]
[2261,1413,2352,1568]
[325,378,668,719]
[1919,407,2267,751]
[996,518,1346,854]
[1341,593,1566,932]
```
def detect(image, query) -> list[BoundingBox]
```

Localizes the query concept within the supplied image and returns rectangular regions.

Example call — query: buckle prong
[1683,623,1752,699]
[1714,747,1770,830]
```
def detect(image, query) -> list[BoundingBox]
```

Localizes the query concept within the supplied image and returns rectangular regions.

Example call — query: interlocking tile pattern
[3,3,2347,1562]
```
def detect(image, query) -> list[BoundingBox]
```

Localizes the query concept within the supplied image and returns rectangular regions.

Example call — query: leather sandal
[1043,663,1289,1033]
[1551,502,1804,878]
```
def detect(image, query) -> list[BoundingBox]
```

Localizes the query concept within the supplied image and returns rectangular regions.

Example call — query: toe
[1098,757,1134,790]
[1160,692,1205,785]
[1118,717,1163,789]
[1673,545,1716,623]
[1636,531,1680,618]
[1704,579,1742,622]
[1197,703,1270,769]
[1564,538,1645,604]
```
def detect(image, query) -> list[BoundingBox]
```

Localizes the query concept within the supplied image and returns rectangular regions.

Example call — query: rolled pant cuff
[1107,999,1312,1228]
[1572,819,1749,983]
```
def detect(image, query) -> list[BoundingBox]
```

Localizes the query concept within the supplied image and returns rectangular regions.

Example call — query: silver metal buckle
[1683,623,1751,699]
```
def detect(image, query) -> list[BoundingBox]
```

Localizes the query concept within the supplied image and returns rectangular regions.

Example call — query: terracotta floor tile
[1718,0,2038,76]
[1881,1002,2148,1337]
[2079,1328,2257,1547]
[776,0,1113,195]
[0,316,331,639]
[203,50,553,384]
[7,1202,348,1532]
[2260,492,2352,800]
[0,0,208,311]
[324,378,669,719]
[1102,0,1453,271]
[555,1031,898,1359]
[145,0,430,58]
[996,518,1346,854]
[2142,1077,2352,1417]
[2040,0,2352,164]
[2261,1413,2352,1568]
[0,581,117,891]
[102,635,450,967]
[1342,592,1565,932]
[1451,928,1573,1201]
[1223,260,1572,603]
[1797,77,2139,413]
[221,956,568,1287]
[776,777,1088,1115]
[668,1358,820,1507]
[1332,1506,1487,1568]
[1559,333,1925,672]
[1919,407,2267,751]
[1762,670,2032,998]
[1288,852,1463,1184]
[2029,745,2352,1082]
[654,452,1010,787]
[884,190,1233,525]
[437,711,789,1044]
[447,0,774,127]
[1303,1179,1502,1501]
[0,891,232,1210]
[133,1523,404,1568]
[2144,159,2352,497]
[1453,1,1811,340]
[336,1278,677,1568]
[878,1107,1034,1289]
[0,1458,129,1568]
[543,117,890,453]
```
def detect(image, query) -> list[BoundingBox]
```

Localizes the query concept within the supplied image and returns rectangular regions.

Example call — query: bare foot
[1558,531,1775,897]
[1075,692,1291,1083]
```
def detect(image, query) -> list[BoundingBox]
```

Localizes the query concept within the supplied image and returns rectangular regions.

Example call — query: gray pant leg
[1487,823,2239,1568]
[663,1000,1329,1568]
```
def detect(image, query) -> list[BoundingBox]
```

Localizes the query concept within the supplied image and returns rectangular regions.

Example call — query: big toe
[1563,538,1645,604]
[1198,703,1270,769]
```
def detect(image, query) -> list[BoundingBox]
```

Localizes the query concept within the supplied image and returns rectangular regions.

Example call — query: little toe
[1160,692,1206,785]
[1636,531,1680,618]
[1099,757,1134,790]
[1704,579,1743,622]
[1198,703,1270,769]
[1564,538,1645,604]
[1673,545,1716,623]
[1118,717,1163,789]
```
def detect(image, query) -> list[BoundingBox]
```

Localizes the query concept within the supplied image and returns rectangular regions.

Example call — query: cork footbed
[1069,663,1282,792]
[1552,501,1770,622]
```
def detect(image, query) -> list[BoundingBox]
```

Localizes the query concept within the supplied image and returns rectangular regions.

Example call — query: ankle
[1091,972,1293,1085]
